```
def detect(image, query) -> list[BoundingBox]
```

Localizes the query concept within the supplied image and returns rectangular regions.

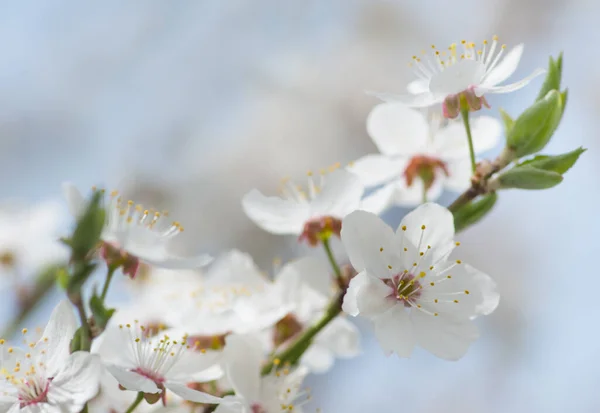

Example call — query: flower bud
[299,216,342,247]
[71,190,105,261]
[506,89,565,158]
[452,193,498,233]
[496,165,563,190]
[536,53,563,102]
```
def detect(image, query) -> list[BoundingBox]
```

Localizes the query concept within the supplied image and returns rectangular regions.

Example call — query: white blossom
[63,183,212,277]
[0,301,101,413]
[341,203,499,360]
[349,102,501,209]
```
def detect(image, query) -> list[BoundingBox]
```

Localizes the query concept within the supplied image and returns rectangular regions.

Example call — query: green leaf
[70,327,82,353]
[497,165,563,190]
[71,190,105,261]
[519,147,586,175]
[453,193,498,233]
[499,108,514,134]
[536,53,563,101]
[507,90,564,158]
[89,293,115,330]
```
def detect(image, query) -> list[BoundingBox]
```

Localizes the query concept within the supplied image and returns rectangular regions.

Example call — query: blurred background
[0,0,598,412]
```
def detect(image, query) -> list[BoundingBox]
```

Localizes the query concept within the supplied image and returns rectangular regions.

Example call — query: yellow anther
[492,35,499,41]
[154,212,161,217]
[21,328,28,334]
[143,209,149,215]
[8,348,13,353]
[401,225,407,231]
[413,262,417,267]
[421,225,426,230]
[307,170,313,176]
[431,44,436,49]
[455,241,461,246]
[200,349,206,353]
[429,266,434,270]
[126,324,131,328]
[461,40,466,44]
[387,265,392,270]
[434,299,438,303]
[419,252,424,256]
[135,338,140,343]
[456,260,462,264]
[447,275,452,279]
[501,44,507,49]
[403,248,408,252]
[419,272,426,278]
[454,300,459,303]
[274,358,281,366]
[110,190,119,197]
[434,313,439,316]
[379,247,383,252]
[430,282,435,286]
[417,304,422,308]
[483,39,489,44]
[0,339,4,345]
[464,290,470,294]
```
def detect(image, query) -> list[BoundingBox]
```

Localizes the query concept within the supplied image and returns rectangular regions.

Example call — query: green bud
[70,327,82,353]
[536,53,563,101]
[453,193,498,233]
[497,165,563,190]
[71,190,105,260]
[89,293,115,331]
[499,108,514,135]
[519,147,586,175]
[56,267,71,290]
[507,90,564,158]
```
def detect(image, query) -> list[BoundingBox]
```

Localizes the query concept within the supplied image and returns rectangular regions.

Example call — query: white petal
[105,364,159,393]
[481,44,524,87]
[300,345,334,374]
[359,183,400,215]
[392,179,444,207]
[443,159,473,193]
[204,249,267,288]
[434,116,502,159]
[315,317,361,358]
[141,253,213,270]
[430,60,486,96]
[222,334,262,402]
[166,381,222,404]
[411,310,479,360]
[347,154,406,187]
[310,170,364,218]
[48,352,102,412]
[62,182,86,217]
[356,275,395,317]
[342,271,369,316]
[21,405,61,413]
[166,350,221,382]
[0,397,17,413]
[474,68,546,96]
[374,306,415,357]
[214,398,245,413]
[407,79,429,94]
[366,103,429,156]
[368,91,441,108]
[241,189,309,235]
[397,203,455,260]
[276,257,331,299]
[340,210,403,278]
[40,300,77,377]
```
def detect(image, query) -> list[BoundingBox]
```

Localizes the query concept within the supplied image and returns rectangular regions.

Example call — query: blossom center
[385,273,423,307]
[299,216,342,246]
[404,156,449,190]
[131,367,165,384]
[251,404,267,413]
[0,250,16,269]
[18,377,50,407]
[273,314,304,347]
[101,242,140,279]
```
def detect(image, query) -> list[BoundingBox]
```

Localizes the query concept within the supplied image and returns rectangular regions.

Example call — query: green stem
[100,267,116,301]
[125,392,144,413]
[421,186,428,204]
[74,298,92,351]
[461,108,477,173]
[322,238,344,290]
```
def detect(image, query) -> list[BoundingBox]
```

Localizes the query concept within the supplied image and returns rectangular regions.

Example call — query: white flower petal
[214,398,245,413]
[62,182,86,217]
[341,210,403,279]
[48,352,102,412]
[393,179,444,207]
[434,116,502,159]
[374,306,415,357]
[140,253,213,270]
[359,183,400,215]
[480,44,524,87]
[347,154,407,187]
[204,249,267,288]
[222,334,262,402]
[397,203,455,261]
[443,159,473,193]
[40,301,77,377]
[407,79,429,94]
[411,310,479,360]
[356,275,395,318]
[315,317,361,358]
[310,170,363,218]
[166,381,222,404]
[21,405,61,413]
[241,189,309,235]
[105,364,159,394]
[475,68,546,96]
[342,271,369,316]
[276,257,331,299]
[430,60,486,96]
[166,350,221,382]
[369,91,440,108]
[300,345,334,374]
[0,396,17,413]
[366,103,429,156]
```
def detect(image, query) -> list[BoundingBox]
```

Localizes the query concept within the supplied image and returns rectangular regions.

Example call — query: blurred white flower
[265,257,360,374]
[0,200,68,287]
[215,334,310,413]
[372,38,545,118]
[340,203,499,360]
[242,169,364,245]
[0,301,101,413]
[349,102,501,209]
[62,183,212,278]
[99,323,222,406]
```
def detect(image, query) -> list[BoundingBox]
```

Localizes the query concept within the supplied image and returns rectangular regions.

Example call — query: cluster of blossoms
[0,36,579,413]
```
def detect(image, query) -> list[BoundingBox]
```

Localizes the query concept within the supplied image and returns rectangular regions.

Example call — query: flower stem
[461,108,477,173]
[74,298,92,351]
[125,392,144,413]
[100,266,116,301]
[421,186,428,204]
[322,238,344,290]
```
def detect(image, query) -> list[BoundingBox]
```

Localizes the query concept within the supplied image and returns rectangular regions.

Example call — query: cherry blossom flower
[348,102,501,208]
[242,169,364,245]
[98,322,223,406]
[215,334,310,413]
[372,37,545,118]
[0,301,101,413]
[340,203,499,360]
[62,183,212,278]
